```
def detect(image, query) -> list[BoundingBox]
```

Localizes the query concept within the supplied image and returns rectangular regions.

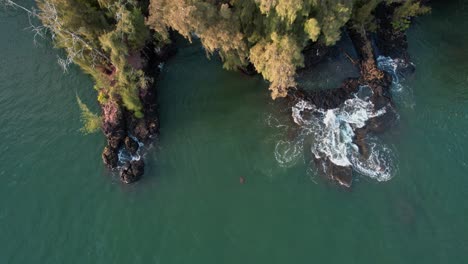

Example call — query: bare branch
[2,0,111,67]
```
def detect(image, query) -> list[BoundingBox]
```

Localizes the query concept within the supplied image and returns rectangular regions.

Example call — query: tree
[76,96,101,134]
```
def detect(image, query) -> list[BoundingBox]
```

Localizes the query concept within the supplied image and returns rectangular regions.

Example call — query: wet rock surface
[120,160,145,184]
[102,145,119,169]
[286,6,416,187]
[124,136,139,156]
[99,42,175,183]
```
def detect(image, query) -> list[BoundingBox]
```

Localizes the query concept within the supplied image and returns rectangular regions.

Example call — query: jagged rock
[124,136,139,155]
[101,101,124,135]
[120,159,145,184]
[354,128,370,159]
[107,130,125,149]
[102,145,118,169]
[289,78,361,110]
[97,40,176,183]
[314,158,353,188]
[327,160,353,188]
[133,119,150,142]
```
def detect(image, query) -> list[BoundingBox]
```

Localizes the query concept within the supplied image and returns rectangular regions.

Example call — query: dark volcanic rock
[302,41,333,67]
[97,38,177,184]
[315,158,353,188]
[133,119,150,142]
[102,145,118,169]
[106,131,125,149]
[288,78,361,110]
[238,63,257,76]
[375,2,410,62]
[120,159,145,184]
[354,128,370,159]
[124,136,139,155]
[329,163,353,188]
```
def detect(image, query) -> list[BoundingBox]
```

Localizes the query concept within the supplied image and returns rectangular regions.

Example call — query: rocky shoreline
[285,2,416,187]
[97,2,422,185]
[101,42,176,183]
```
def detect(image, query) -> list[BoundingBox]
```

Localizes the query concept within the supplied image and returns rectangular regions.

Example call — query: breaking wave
[288,86,395,181]
[377,56,404,92]
[272,56,412,182]
[117,136,144,167]
[377,55,414,108]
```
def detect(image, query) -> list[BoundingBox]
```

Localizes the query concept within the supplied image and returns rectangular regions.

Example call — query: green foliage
[36,0,151,117]
[392,0,430,32]
[304,18,320,41]
[250,33,303,99]
[115,7,150,50]
[97,91,108,104]
[351,0,380,34]
[319,2,352,45]
[147,0,362,98]
[36,0,429,102]
[76,96,101,134]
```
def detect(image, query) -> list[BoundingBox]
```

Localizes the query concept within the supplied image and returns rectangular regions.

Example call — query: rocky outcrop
[375,2,417,75]
[375,2,410,63]
[120,159,145,183]
[102,145,119,169]
[124,136,139,156]
[100,41,176,183]
[286,5,417,187]
[101,100,125,170]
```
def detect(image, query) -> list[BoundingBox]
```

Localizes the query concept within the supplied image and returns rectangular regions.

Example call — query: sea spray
[377,56,404,92]
[377,56,414,108]
[117,136,144,167]
[273,87,396,181]
[273,57,412,182]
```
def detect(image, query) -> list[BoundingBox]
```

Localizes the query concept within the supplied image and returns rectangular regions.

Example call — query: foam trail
[274,139,303,167]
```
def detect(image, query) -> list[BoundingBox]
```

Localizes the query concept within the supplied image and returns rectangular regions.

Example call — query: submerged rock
[120,159,145,184]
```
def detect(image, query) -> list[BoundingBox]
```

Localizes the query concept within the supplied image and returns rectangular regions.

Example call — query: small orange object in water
[239,176,245,184]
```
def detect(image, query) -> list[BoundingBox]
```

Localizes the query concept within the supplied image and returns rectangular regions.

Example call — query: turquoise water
[1,1,467,263]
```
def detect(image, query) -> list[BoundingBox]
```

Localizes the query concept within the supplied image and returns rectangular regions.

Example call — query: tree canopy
[147,0,429,99]
[23,0,430,116]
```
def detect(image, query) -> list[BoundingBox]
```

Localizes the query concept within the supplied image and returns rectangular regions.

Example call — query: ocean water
[1,1,467,263]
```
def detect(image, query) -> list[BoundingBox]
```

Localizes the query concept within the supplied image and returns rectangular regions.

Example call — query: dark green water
[1,1,467,263]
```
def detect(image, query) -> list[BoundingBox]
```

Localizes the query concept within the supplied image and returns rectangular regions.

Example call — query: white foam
[274,139,303,167]
[377,56,403,91]
[117,136,144,167]
[350,141,396,181]
[377,55,415,109]
[277,91,394,181]
[270,57,413,182]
